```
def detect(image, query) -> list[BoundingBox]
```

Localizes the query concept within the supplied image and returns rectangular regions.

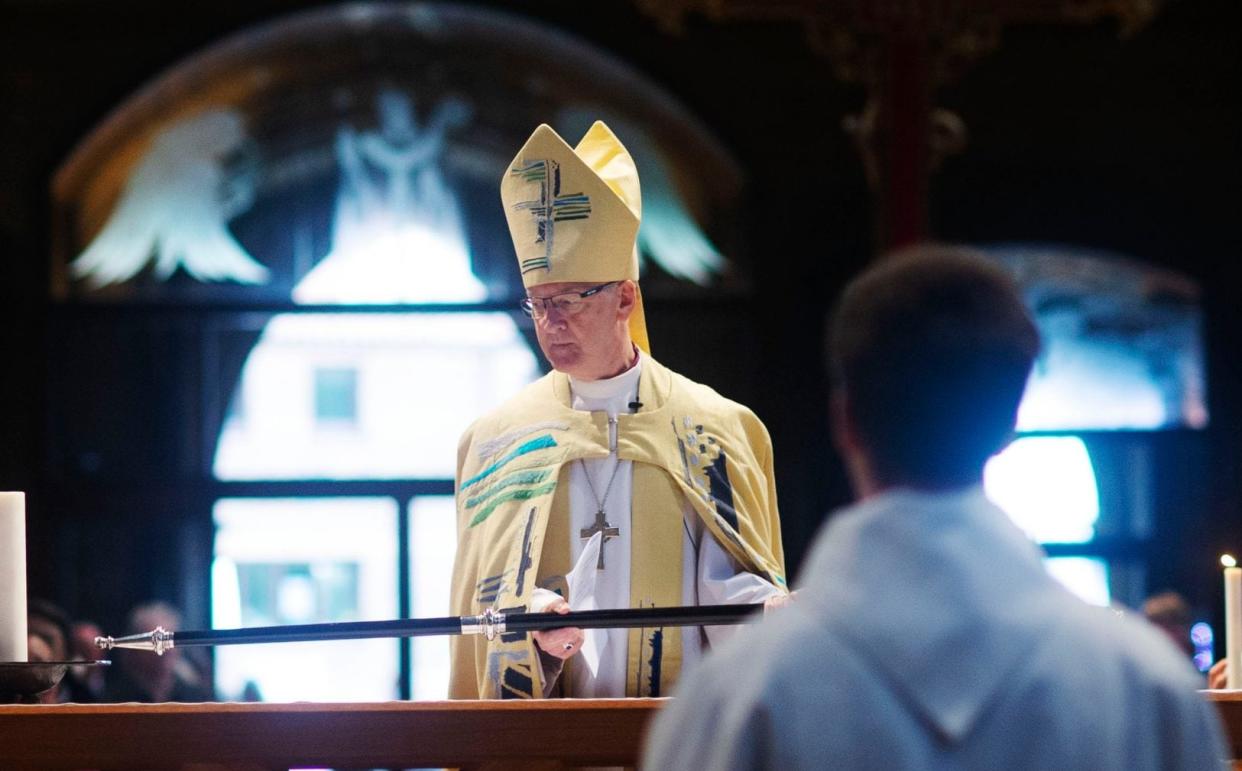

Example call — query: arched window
[980,244,1207,611]
[50,3,746,701]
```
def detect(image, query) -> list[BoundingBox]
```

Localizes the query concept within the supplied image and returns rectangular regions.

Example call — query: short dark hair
[828,244,1040,488]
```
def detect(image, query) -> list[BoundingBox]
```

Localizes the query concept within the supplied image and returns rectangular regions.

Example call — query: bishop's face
[527,280,636,380]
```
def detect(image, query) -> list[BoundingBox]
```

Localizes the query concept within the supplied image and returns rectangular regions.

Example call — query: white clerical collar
[569,350,643,405]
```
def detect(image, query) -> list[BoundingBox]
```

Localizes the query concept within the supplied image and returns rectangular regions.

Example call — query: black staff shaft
[504,603,763,633]
[175,615,465,647]
[100,603,765,651]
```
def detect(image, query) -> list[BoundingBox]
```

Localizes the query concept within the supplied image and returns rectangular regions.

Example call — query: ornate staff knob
[95,626,176,656]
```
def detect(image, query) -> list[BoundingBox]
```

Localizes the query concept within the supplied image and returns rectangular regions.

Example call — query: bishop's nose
[539,306,570,329]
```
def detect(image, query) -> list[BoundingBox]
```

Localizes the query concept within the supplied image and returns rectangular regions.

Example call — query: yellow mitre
[501,120,649,352]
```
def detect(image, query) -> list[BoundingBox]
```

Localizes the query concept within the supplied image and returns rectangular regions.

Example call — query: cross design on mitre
[509,159,591,274]
[580,508,620,570]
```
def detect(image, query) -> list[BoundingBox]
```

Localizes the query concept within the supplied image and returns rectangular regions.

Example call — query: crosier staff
[95,603,764,655]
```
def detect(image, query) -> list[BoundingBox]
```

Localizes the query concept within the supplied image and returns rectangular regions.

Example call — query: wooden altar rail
[4,694,1242,770]
[0,698,662,770]
[1206,692,1242,769]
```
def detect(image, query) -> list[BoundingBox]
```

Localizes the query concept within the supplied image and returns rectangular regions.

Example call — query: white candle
[0,492,27,662]
[1227,562,1242,689]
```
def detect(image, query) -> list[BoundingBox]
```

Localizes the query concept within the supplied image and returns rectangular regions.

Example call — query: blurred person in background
[103,601,214,703]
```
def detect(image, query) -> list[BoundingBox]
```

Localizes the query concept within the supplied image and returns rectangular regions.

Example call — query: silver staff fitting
[459,608,507,640]
[95,626,176,655]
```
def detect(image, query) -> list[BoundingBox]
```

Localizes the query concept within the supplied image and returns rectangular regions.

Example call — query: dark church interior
[1,0,1241,765]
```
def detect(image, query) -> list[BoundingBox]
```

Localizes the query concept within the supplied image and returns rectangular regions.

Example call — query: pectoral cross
[580,509,620,570]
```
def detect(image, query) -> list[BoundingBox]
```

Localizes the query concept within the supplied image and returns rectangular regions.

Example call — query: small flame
[1222,554,1237,568]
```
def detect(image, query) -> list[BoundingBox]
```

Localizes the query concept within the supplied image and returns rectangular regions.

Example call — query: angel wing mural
[556,107,727,285]
[69,109,269,288]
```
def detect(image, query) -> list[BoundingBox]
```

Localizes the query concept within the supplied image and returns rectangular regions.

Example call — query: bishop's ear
[616,279,638,320]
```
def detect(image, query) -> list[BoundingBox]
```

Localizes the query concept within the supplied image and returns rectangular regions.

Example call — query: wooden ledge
[0,698,667,770]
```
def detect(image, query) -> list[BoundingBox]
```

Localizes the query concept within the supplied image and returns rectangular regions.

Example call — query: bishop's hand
[532,598,585,661]
[763,590,799,613]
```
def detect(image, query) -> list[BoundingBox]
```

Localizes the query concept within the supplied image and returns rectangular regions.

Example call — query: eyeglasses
[520,281,619,319]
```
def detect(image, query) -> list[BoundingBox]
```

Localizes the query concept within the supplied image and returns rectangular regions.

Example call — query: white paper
[0,492,27,662]
[566,531,603,677]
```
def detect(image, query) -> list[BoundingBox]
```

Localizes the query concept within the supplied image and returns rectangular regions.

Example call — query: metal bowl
[0,660,110,703]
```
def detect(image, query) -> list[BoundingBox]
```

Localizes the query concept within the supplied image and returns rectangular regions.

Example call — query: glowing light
[1044,557,1110,607]
[1192,621,1214,646]
[293,225,485,304]
[1192,622,1215,673]
[984,436,1099,544]
[1015,348,1167,431]
[1222,554,1237,568]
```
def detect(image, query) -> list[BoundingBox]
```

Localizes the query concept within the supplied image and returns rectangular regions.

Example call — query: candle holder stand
[0,660,109,704]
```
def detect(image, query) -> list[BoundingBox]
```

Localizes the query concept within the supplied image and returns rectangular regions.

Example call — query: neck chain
[579,431,622,517]
[573,369,640,570]
[578,417,623,569]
